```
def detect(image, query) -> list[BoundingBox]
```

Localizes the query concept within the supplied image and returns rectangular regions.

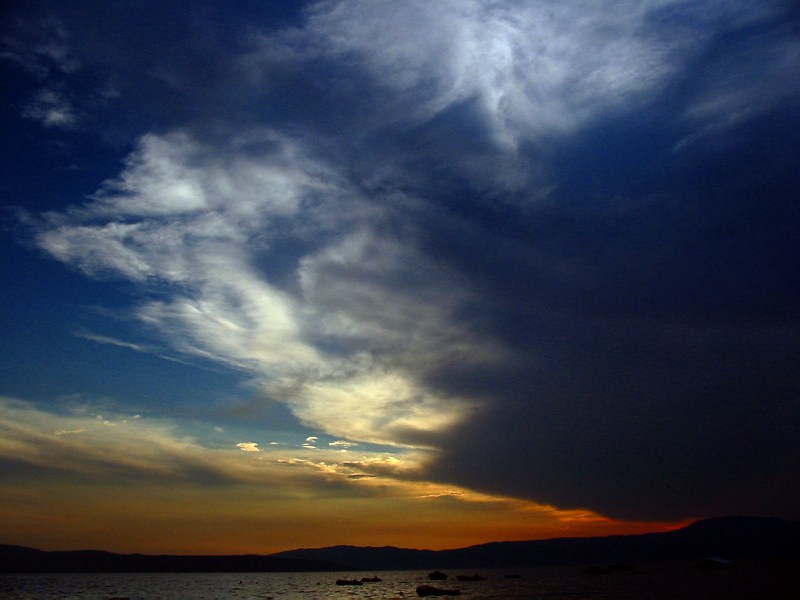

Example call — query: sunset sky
[1,0,799,555]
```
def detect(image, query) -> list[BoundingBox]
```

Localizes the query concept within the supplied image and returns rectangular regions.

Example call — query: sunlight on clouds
[236,442,260,452]
[33,125,478,453]
[51,429,85,436]
[0,396,410,490]
[26,0,796,527]
[294,369,473,447]
[0,398,233,482]
[0,395,462,502]
[329,440,357,448]
[0,395,674,553]
[6,0,798,537]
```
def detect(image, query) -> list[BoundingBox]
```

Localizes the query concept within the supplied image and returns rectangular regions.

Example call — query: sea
[1,561,798,599]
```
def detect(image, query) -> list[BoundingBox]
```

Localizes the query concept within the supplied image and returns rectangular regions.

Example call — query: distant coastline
[2,516,798,573]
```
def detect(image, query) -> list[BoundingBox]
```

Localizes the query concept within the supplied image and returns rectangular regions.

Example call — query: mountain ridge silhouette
[3,516,798,572]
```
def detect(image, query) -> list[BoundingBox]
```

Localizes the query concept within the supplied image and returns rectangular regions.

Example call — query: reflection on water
[1,561,797,599]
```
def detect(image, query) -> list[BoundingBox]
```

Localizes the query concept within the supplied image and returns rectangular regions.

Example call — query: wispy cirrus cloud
[329,440,357,449]
[1,17,80,77]
[0,394,558,519]
[6,395,633,553]
[73,330,154,354]
[33,127,479,449]
[21,87,78,128]
[299,0,687,142]
[0,395,416,490]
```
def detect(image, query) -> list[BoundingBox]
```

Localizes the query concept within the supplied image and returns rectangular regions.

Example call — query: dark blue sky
[2,1,799,549]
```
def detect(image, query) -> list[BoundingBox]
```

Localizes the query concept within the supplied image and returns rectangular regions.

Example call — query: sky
[1,0,799,555]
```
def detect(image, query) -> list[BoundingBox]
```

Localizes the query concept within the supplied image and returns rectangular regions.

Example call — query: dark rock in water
[583,565,611,575]
[584,563,636,575]
[456,573,484,581]
[360,575,382,582]
[335,578,363,585]
[417,584,461,596]
[428,570,448,580]
[693,557,733,570]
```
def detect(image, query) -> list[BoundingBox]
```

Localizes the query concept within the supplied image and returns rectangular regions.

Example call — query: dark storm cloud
[13,0,800,521]
[414,8,800,518]
[411,104,800,519]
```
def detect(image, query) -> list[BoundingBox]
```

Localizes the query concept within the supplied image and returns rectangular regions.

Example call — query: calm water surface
[2,562,797,599]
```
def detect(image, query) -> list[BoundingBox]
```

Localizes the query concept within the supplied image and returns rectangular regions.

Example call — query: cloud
[73,329,199,368]
[673,8,800,149]
[0,396,234,484]
[424,315,800,520]
[1,17,80,78]
[0,395,421,493]
[73,331,153,353]
[22,87,78,129]
[236,442,260,452]
[53,428,86,436]
[5,396,638,554]
[329,440,357,448]
[2,16,84,132]
[32,127,477,450]
[22,0,800,522]
[300,0,689,143]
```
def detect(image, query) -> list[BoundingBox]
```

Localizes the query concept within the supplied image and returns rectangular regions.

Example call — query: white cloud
[33,129,477,451]
[236,442,260,452]
[73,331,153,353]
[329,440,357,448]
[295,0,708,149]
[22,88,77,129]
[88,131,325,220]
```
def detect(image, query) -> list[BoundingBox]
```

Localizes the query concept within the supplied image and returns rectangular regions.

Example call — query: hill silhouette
[271,516,800,570]
[0,546,341,573]
[2,516,798,573]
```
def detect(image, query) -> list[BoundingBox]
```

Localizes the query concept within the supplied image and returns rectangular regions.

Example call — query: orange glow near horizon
[0,477,687,555]
[0,396,691,555]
